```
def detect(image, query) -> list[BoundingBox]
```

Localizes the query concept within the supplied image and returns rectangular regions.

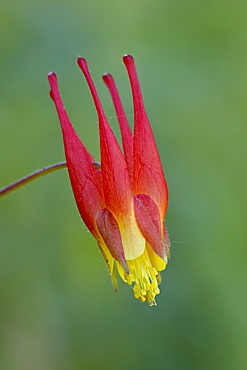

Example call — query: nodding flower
[48,55,170,306]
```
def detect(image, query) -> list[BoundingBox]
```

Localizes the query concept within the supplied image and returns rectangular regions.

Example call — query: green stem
[0,161,67,198]
[0,160,101,198]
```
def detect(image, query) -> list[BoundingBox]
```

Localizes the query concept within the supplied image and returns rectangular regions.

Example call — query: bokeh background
[1,0,247,369]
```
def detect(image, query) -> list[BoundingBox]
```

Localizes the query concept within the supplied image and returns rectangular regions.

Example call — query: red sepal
[103,73,133,180]
[134,194,165,259]
[48,72,104,237]
[97,208,129,273]
[123,55,168,218]
[77,58,133,219]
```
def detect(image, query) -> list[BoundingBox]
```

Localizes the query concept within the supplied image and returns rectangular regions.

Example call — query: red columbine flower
[48,55,169,306]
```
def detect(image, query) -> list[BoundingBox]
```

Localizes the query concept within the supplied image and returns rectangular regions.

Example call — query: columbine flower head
[48,55,169,306]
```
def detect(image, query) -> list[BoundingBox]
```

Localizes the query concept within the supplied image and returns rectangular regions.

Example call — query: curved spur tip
[77,57,88,72]
[123,54,134,65]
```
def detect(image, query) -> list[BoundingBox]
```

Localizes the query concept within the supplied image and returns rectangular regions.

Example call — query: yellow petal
[146,242,167,272]
[117,208,146,260]
[97,239,115,274]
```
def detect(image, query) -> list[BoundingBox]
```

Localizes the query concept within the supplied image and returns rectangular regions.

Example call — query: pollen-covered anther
[123,249,161,306]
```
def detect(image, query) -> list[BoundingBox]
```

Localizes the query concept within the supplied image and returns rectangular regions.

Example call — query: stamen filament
[117,248,161,306]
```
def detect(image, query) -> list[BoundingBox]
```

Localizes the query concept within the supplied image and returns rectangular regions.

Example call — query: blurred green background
[1,0,247,369]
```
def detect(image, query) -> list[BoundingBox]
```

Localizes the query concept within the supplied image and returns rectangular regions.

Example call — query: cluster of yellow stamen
[124,248,161,306]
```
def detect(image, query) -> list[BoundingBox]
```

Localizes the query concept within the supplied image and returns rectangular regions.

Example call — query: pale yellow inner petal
[118,210,146,260]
